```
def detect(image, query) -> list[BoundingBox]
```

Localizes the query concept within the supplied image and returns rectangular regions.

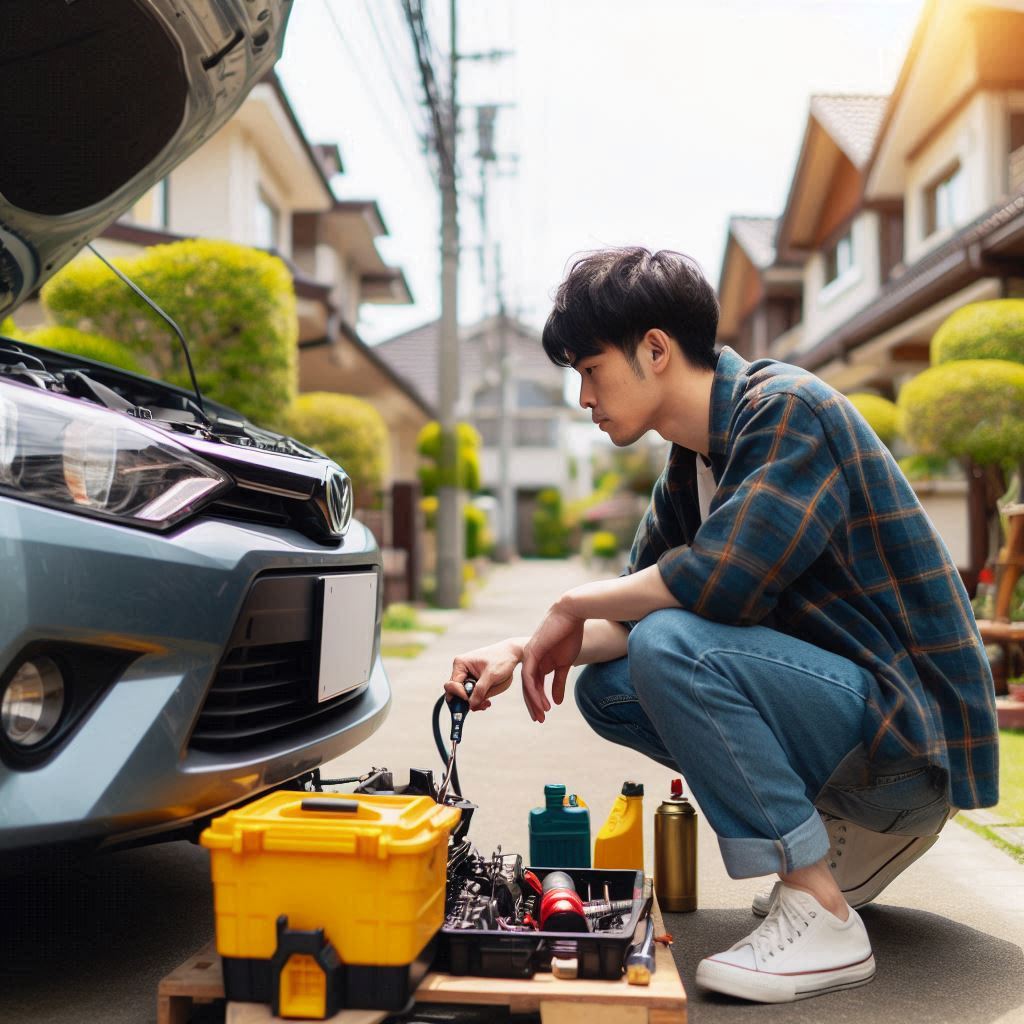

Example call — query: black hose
[432,693,462,798]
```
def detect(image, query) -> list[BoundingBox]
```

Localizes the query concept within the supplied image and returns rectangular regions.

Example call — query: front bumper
[0,497,391,852]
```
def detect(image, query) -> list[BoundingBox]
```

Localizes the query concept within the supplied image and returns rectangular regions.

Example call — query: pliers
[437,678,475,803]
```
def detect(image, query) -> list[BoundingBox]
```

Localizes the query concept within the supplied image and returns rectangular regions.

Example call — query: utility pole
[436,0,462,608]
[494,243,515,562]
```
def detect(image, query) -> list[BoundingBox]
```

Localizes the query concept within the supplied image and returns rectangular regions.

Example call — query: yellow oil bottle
[593,781,644,870]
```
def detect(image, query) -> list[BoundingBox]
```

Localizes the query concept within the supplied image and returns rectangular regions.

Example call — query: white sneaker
[750,815,940,916]
[697,884,875,1003]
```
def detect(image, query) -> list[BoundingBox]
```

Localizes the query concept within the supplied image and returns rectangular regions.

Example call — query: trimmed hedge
[898,359,1024,467]
[41,239,298,424]
[26,325,144,374]
[846,392,901,447]
[533,487,570,558]
[279,392,389,507]
[932,299,1024,366]
[416,421,481,494]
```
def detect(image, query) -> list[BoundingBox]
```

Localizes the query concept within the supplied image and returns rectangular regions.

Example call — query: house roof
[809,95,888,170]
[729,216,778,269]
[372,314,557,410]
[776,93,888,257]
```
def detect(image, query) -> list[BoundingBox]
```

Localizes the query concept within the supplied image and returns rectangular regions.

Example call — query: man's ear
[646,329,672,375]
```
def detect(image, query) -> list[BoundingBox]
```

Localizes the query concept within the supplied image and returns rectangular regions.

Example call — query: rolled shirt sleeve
[657,392,850,626]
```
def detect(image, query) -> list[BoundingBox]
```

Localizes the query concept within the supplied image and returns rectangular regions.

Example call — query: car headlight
[0,380,229,528]
[1,656,65,747]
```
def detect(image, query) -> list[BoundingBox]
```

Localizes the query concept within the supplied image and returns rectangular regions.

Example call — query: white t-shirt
[696,452,717,523]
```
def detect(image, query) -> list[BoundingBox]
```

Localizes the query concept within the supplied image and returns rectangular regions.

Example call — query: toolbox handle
[300,798,360,813]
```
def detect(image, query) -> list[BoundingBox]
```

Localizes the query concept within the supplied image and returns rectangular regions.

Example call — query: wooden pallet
[158,898,686,1024]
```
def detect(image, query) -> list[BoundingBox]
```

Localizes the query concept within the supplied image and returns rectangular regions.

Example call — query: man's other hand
[445,637,528,711]
[521,603,585,723]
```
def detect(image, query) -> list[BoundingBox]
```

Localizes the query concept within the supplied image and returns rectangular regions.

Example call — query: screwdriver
[437,678,475,803]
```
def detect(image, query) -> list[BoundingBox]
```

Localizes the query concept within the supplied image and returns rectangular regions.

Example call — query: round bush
[27,325,144,374]
[846,392,901,446]
[1,317,24,340]
[932,300,1024,366]
[898,359,1024,466]
[591,530,618,559]
[41,239,298,424]
[279,392,389,507]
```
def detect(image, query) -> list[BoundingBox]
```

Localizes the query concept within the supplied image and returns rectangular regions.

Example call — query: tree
[416,421,481,495]
[41,239,298,424]
[846,393,901,448]
[931,299,1024,366]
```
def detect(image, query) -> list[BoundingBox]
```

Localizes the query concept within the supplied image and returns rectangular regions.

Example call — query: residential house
[717,0,1024,582]
[373,313,592,555]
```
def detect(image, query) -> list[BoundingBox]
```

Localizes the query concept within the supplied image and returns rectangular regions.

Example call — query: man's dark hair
[542,247,719,373]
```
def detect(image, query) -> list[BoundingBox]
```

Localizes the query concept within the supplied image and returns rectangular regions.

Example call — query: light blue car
[0,1,390,857]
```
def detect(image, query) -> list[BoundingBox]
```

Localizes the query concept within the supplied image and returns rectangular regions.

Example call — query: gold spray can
[654,778,697,912]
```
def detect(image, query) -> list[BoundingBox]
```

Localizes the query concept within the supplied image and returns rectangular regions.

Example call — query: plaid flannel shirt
[624,346,999,810]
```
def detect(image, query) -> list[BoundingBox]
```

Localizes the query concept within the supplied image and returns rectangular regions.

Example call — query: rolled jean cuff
[717,808,829,879]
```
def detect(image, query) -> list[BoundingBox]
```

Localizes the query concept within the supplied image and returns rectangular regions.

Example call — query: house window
[475,417,498,447]
[254,188,281,250]
[823,230,854,285]
[515,418,557,447]
[924,162,965,237]
[127,178,170,228]
[1009,114,1024,193]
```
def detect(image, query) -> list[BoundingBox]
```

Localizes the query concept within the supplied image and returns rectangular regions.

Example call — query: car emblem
[325,469,352,536]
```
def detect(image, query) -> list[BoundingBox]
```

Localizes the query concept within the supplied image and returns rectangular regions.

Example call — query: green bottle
[529,783,591,867]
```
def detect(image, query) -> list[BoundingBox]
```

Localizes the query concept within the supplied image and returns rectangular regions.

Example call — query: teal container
[528,783,591,868]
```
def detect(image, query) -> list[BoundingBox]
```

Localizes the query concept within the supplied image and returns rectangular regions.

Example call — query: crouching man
[445,247,999,1004]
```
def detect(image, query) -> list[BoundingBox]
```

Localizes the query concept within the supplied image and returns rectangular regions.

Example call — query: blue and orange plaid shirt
[624,346,999,810]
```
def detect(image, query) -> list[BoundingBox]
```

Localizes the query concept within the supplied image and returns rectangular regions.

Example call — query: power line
[359,0,427,130]
[320,0,430,177]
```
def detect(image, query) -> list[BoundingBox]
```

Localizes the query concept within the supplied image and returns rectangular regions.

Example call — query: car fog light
[1,656,65,746]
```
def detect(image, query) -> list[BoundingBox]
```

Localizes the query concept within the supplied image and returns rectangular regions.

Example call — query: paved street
[2,556,1023,1023]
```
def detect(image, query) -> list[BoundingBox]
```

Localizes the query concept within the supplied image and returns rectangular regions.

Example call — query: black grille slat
[187,574,376,755]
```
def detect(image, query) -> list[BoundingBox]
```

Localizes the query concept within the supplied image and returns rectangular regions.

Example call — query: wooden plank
[159,898,687,1024]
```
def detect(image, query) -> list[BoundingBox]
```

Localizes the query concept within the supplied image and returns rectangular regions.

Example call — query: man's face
[575,343,654,446]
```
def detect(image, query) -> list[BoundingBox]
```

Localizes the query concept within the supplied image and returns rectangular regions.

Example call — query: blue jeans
[574,609,950,879]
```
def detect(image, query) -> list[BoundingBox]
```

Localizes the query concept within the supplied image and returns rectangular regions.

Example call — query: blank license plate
[318,573,378,702]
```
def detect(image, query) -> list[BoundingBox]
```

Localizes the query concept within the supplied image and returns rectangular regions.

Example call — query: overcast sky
[277,0,925,344]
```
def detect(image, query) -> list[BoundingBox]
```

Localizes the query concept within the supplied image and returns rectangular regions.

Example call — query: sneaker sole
[696,953,876,1003]
[751,833,940,917]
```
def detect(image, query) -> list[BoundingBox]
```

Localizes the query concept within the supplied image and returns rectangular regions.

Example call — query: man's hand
[445,637,528,711]
[521,602,585,723]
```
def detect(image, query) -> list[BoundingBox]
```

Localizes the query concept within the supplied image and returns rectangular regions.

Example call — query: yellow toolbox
[200,791,461,1019]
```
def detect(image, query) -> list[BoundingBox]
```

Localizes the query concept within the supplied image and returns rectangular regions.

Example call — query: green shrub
[591,530,618,559]
[932,300,1024,366]
[382,603,419,631]
[846,392,901,446]
[41,239,298,424]
[420,494,438,529]
[898,360,1024,468]
[278,392,389,507]
[898,453,956,481]
[26,325,144,374]
[1,316,23,340]
[416,421,481,494]
[465,503,492,558]
[533,488,570,558]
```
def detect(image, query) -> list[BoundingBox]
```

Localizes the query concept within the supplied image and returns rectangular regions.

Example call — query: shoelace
[750,889,816,963]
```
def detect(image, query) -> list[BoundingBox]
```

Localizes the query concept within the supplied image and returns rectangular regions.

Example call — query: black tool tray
[437,866,646,981]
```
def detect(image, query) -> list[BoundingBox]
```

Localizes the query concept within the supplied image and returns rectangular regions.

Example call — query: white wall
[798,211,881,351]
[904,92,1000,265]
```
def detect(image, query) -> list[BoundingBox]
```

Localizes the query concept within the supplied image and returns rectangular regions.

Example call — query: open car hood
[0,0,293,318]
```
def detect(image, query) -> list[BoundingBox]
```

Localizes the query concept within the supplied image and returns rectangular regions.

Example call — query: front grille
[188,573,376,754]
